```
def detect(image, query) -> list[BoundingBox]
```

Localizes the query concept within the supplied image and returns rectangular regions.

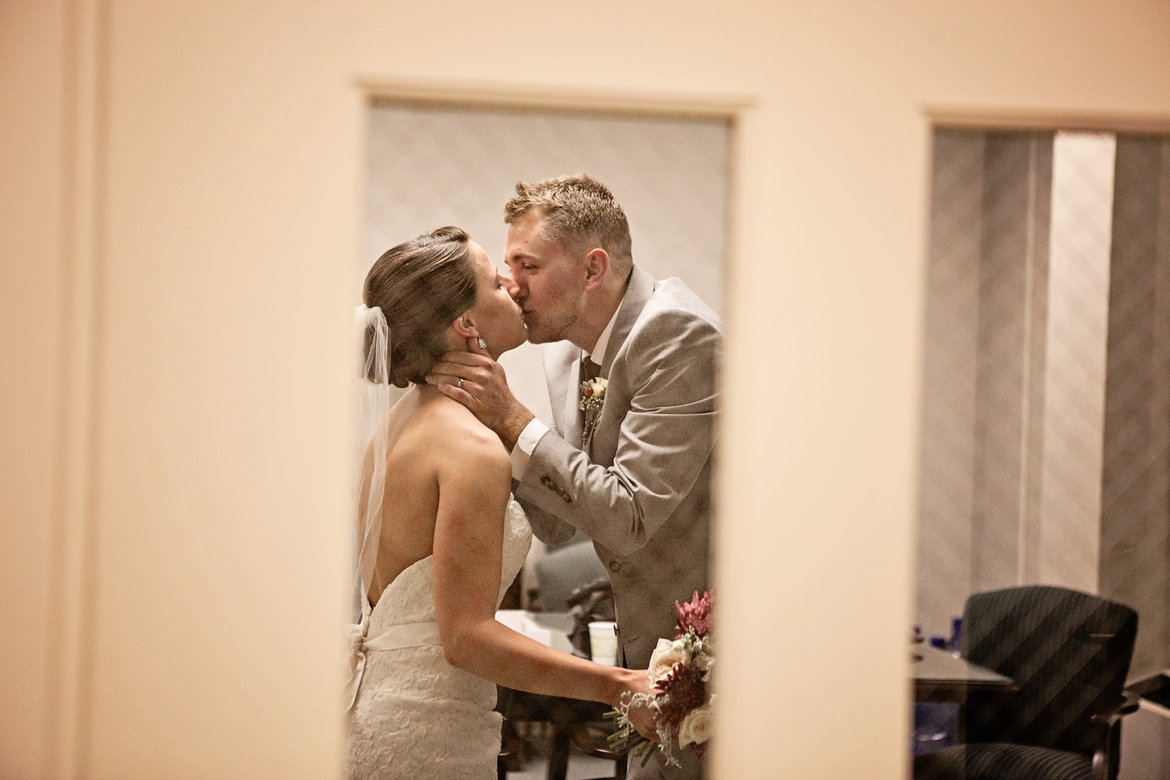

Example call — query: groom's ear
[583,248,609,291]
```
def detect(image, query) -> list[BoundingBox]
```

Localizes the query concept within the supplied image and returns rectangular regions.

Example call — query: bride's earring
[477,337,488,351]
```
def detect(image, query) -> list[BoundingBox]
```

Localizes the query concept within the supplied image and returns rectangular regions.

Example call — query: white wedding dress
[347,498,533,779]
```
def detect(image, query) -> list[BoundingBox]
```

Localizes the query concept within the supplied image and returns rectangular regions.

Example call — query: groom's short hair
[504,174,633,275]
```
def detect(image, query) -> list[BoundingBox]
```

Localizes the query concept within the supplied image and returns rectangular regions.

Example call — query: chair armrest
[1090,691,1141,780]
[1090,690,1141,728]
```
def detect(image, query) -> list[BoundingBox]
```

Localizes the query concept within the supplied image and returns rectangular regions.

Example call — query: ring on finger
[457,378,465,390]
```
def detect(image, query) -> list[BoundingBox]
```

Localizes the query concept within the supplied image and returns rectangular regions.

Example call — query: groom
[432,174,719,779]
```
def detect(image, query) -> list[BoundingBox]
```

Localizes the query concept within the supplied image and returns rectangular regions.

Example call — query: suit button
[608,561,622,573]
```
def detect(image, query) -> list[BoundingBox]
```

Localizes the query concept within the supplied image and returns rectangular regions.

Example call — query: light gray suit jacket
[516,266,720,671]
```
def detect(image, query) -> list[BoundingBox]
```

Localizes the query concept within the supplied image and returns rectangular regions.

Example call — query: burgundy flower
[674,590,714,638]
[655,661,708,728]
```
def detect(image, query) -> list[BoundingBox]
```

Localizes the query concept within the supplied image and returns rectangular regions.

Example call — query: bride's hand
[621,670,660,742]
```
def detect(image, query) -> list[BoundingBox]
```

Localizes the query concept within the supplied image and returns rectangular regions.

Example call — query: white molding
[354,75,754,120]
[924,105,1170,134]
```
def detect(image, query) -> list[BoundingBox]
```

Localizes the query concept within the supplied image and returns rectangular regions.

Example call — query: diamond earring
[477,337,487,351]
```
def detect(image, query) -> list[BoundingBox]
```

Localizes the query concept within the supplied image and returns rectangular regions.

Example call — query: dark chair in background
[914,585,1139,780]
[533,532,609,613]
[498,535,626,779]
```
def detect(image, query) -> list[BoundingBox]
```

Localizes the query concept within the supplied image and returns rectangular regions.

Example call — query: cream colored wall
[3,2,1169,778]
[0,2,68,775]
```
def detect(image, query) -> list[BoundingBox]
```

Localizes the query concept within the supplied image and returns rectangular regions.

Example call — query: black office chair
[914,585,1139,780]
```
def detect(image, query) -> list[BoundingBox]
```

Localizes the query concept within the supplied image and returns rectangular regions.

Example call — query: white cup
[588,620,618,665]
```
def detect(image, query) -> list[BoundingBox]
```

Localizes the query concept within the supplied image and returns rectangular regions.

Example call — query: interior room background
[362,101,729,598]
[916,129,1170,680]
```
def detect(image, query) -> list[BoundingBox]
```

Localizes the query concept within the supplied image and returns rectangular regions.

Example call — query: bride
[346,226,654,779]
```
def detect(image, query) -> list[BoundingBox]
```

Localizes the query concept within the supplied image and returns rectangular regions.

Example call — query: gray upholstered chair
[533,532,608,612]
[913,585,1139,780]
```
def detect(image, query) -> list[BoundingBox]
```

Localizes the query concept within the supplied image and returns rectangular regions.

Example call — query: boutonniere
[579,377,607,445]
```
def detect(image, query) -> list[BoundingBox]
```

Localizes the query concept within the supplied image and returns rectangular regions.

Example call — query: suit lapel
[601,266,655,376]
[585,267,655,457]
[545,266,656,451]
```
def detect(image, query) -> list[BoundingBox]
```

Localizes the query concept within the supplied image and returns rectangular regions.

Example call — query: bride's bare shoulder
[411,389,508,461]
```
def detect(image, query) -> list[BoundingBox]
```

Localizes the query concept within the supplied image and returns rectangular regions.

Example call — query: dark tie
[578,356,601,436]
[581,356,601,384]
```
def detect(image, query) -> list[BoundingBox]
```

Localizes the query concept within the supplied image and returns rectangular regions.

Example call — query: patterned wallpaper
[1102,136,1170,678]
[918,129,1170,678]
[1040,133,1115,590]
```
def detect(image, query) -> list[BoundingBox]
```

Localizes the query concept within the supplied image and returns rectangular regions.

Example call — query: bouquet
[608,590,715,767]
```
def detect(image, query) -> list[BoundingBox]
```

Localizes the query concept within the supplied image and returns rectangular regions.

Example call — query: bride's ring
[457,378,465,390]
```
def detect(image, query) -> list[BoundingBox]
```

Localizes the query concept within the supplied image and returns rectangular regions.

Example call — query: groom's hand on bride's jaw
[427,349,534,450]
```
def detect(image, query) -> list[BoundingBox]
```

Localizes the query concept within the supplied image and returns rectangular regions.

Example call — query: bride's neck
[413,382,449,402]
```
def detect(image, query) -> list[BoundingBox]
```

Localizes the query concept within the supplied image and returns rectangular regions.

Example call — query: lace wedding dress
[347,498,532,779]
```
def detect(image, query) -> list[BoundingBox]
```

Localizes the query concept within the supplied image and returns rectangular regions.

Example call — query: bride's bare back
[360,384,506,607]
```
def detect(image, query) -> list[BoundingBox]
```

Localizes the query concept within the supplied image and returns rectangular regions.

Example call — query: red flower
[654,661,708,728]
[674,590,714,638]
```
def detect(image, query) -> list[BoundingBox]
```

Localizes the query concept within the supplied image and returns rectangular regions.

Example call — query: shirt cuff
[510,418,550,480]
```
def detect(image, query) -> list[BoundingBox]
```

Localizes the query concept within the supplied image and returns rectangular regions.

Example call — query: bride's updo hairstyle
[362,226,477,388]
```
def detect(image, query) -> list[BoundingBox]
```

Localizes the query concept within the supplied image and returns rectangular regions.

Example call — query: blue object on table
[949,616,962,655]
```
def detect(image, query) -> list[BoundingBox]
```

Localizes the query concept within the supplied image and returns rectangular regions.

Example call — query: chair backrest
[534,535,608,611]
[959,585,1138,757]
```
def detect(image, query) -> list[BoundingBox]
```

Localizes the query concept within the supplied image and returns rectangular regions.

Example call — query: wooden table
[911,642,1016,703]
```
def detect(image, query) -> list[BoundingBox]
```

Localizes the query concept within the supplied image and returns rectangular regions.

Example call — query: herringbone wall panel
[918,129,984,641]
[918,131,1057,640]
[918,129,1170,680]
[970,133,1052,594]
[1039,132,1115,592]
[1102,137,1170,678]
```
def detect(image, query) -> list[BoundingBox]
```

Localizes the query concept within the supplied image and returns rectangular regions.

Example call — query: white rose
[678,701,714,748]
[647,637,687,683]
